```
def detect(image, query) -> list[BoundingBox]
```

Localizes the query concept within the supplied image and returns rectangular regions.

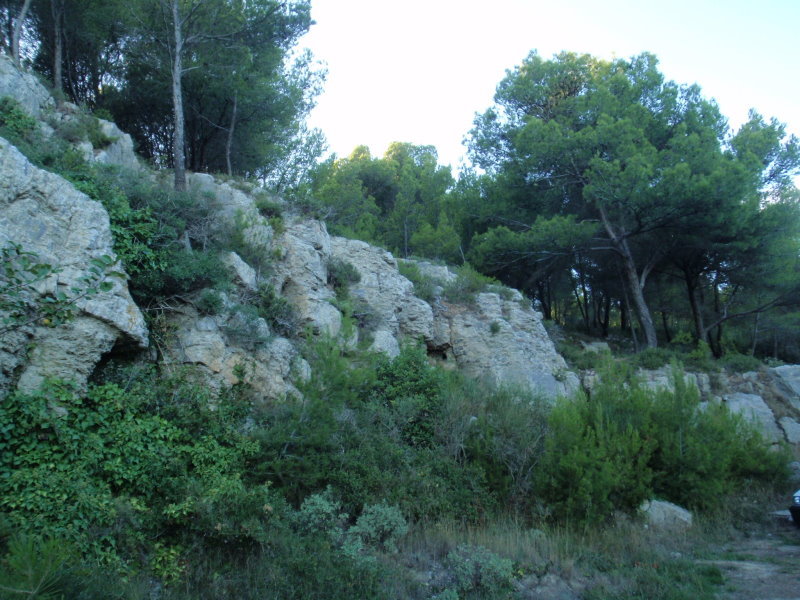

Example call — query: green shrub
[557,342,612,370]
[255,283,298,337]
[294,488,348,540]
[720,352,762,373]
[134,249,227,301]
[397,261,437,303]
[445,544,515,599]
[327,257,361,299]
[345,503,408,554]
[534,363,789,523]
[0,96,38,139]
[633,347,675,370]
[442,264,498,305]
[196,289,224,315]
[0,534,72,600]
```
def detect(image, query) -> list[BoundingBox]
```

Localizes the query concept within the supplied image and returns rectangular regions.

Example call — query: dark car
[791,489,800,528]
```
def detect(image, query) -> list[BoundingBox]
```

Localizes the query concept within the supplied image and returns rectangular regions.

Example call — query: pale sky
[300,0,800,171]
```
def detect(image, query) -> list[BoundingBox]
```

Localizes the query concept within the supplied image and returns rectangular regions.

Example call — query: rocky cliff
[1,52,799,461]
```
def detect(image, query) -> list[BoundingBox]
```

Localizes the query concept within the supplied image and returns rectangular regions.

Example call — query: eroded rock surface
[0,138,147,394]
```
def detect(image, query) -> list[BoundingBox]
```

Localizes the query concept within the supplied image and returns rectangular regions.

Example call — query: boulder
[722,392,783,443]
[640,500,693,531]
[0,138,147,394]
[770,365,800,410]
[91,119,140,172]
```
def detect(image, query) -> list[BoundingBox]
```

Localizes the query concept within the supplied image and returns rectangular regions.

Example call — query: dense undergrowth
[0,339,789,598]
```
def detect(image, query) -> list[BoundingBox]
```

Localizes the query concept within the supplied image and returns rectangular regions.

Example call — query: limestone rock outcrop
[273,220,341,336]
[435,291,579,398]
[0,54,53,117]
[330,237,433,355]
[0,137,147,394]
[160,301,307,401]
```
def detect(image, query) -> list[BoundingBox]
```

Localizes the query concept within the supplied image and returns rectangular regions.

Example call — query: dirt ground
[700,519,800,600]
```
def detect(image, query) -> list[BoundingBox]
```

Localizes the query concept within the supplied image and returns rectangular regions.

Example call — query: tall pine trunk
[51,0,63,95]
[225,93,237,176]
[11,0,33,66]
[171,0,186,191]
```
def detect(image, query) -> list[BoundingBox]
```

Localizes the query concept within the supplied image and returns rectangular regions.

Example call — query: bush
[442,264,498,305]
[134,249,228,302]
[345,503,408,554]
[534,363,789,523]
[196,289,224,315]
[444,544,515,599]
[255,283,298,337]
[397,261,437,303]
[327,257,361,299]
[720,352,762,373]
[633,347,675,370]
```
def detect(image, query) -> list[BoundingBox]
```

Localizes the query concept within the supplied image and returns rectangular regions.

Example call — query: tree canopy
[465,51,800,350]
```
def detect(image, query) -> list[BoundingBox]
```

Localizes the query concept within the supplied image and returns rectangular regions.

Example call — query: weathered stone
[770,365,800,410]
[0,53,54,117]
[222,251,258,292]
[439,292,578,398]
[0,138,147,394]
[331,237,434,342]
[779,417,800,445]
[189,173,274,262]
[274,220,341,336]
[162,305,304,401]
[92,119,140,171]
[640,499,693,531]
[722,392,783,443]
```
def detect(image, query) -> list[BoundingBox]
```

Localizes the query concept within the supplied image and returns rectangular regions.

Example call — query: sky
[298,0,800,172]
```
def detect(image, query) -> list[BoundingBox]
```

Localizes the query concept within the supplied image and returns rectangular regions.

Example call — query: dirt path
[700,522,800,600]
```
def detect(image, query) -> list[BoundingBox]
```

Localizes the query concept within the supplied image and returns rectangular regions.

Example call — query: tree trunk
[661,311,672,344]
[171,0,186,192]
[620,249,658,347]
[51,0,63,95]
[750,312,760,356]
[684,271,707,344]
[225,92,237,176]
[11,0,33,66]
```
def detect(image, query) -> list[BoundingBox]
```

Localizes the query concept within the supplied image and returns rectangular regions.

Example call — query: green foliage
[0,535,71,599]
[0,97,38,139]
[397,260,437,302]
[443,264,499,305]
[535,363,788,523]
[0,243,120,334]
[327,257,362,299]
[135,249,227,302]
[254,283,298,337]
[720,352,763,373]
[444,544,515,599]
[345,503,408,554]
[633,347,676,370]
[195,288,224,316]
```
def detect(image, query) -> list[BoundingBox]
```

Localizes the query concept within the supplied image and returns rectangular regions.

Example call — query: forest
[0,1,799,599]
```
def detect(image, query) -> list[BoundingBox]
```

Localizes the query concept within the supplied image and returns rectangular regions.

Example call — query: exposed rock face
[639,500,693,531]
[190,173,274,261]
[779,417,800,445]
[771,365,800,411]
[722,392,784,443]
[91,119,140,171]
[330,240,576,398]
[330,237,433,356]
[0,53,54,117]
[273,220,341,336]
[0,138,147,394]
[160,302,306,401]
[436,292,578,398]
